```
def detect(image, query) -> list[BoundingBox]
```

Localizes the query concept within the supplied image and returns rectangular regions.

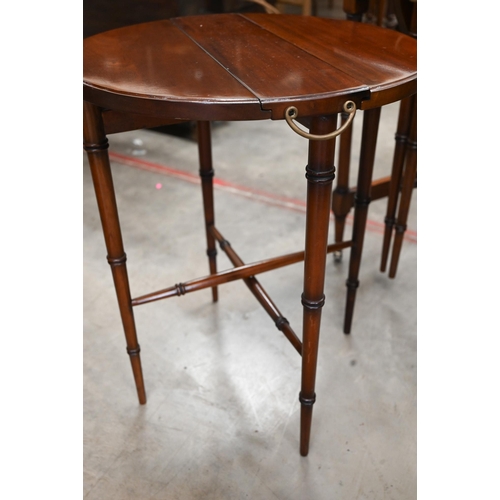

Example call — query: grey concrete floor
[84,104,416,499]
[83,5,417,499]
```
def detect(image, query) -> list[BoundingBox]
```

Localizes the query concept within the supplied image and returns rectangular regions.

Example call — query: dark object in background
[84,0,275,38]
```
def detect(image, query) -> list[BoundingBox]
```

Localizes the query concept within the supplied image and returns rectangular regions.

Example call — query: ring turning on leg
[300,114,337,456]
[344,107,381,334]
[83,101,146,405]
[197,121,219,302]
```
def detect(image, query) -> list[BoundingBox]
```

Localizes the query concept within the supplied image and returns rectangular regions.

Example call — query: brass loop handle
[285,101,356,141]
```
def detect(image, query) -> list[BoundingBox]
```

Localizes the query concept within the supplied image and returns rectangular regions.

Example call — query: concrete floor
[83,5,417,499]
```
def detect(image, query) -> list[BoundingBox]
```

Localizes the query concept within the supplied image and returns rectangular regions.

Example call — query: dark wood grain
[84,14,416,119]
[243,13,416,109]
[172,14,370,117]
[83,19,267,121]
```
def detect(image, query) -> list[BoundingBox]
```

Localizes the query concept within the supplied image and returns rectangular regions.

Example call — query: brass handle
[285,101,356,141]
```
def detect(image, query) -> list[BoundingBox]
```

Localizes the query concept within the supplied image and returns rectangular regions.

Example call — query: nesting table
[83,13,416,456]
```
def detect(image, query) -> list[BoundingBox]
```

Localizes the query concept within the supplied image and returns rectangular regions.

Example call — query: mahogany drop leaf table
[83,13,416,456]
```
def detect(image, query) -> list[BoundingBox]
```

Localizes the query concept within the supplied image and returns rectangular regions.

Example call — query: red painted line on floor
[109,150,417,244]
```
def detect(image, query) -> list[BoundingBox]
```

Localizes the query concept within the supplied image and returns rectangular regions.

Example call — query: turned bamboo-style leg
[300,114,337,457]
[380,95,415,273]
[344,107,381,334]
[197,121,218,302]
[388,96,417,278]
[83,101,146,404]
[331,111,354,263]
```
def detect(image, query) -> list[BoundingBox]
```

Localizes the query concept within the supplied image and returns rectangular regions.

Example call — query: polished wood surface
[84,14,416,120]
[83,19,265,121]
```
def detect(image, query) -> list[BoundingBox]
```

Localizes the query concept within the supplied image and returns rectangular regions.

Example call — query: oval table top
[84,13,417,122]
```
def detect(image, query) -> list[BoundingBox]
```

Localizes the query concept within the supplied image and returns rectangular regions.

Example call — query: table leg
[197,121,218,302]
[83,101,146,405]
[389,97,417,278]
[343,107,381,334]
[380,95,414,273]
[300,114,337,457]
[331,111,354,263]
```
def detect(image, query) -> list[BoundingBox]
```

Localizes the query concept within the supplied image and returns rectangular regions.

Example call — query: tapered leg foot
[343,279,359,334]
[300,114,337,456]
[299,393,316,456]
[84,101,146,405]
[343,108,381,334]
[127,347,147,404]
